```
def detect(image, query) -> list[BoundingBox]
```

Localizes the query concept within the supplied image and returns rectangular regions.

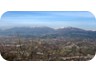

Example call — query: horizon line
[0,26,96,31]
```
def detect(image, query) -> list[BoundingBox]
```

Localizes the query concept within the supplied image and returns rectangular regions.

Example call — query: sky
[0,11,96,30]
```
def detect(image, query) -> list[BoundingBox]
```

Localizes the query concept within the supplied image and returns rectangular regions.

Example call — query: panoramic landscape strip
[0,11,96,61]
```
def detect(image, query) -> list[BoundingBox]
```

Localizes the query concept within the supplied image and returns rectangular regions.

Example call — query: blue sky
[0,11,96,30]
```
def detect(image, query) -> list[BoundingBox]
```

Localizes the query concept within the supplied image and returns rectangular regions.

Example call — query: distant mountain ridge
[0,27,96,39]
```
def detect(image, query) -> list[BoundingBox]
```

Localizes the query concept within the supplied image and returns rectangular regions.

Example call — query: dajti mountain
[0,27,96,39]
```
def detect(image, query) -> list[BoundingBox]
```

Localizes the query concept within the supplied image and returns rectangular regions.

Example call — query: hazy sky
[0,11,96,30]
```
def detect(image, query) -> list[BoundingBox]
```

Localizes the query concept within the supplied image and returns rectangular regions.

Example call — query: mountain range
[0,27,96,39]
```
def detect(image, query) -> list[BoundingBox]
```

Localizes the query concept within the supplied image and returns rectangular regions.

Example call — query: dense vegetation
[0,37,95,61]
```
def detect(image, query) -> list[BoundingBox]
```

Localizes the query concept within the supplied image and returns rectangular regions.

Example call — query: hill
[0,27,96,39]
